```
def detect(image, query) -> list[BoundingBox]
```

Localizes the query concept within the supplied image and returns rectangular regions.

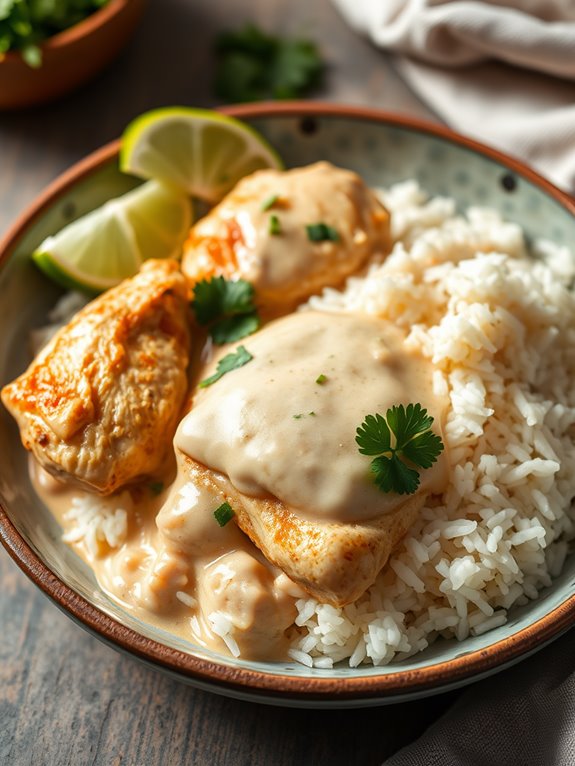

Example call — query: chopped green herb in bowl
[0,0,110,67]
[0,0,146,109]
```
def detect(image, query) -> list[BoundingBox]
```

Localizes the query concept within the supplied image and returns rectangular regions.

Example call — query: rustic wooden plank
[0,1,446,763]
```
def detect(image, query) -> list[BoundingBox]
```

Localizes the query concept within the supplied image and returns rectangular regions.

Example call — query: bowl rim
[0,0,139,63]
[1,101,575,702]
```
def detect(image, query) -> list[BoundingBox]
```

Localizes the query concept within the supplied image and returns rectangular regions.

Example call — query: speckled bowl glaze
[1,103,575,708]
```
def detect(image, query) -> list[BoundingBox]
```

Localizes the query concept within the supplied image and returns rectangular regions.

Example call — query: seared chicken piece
[180,456,425,607]
[182,162,391,310]
[175,310,447,607]
[2,260,191,494]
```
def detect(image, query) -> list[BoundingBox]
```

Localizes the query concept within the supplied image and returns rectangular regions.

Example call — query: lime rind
[32,180,192,293]
[34,107,280,294]
[32,247,124,293]
[120,107,283,202]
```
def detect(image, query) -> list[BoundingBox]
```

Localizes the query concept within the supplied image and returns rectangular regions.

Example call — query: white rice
[176,591,198,608]
[62,491,131,557]
[284,181,575,667]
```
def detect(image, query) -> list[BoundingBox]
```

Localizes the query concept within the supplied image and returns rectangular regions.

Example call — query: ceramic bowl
[0,0,146,110]
[1,103,575,708]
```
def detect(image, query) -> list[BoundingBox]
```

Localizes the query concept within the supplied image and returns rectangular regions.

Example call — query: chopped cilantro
[148,481,164,495]
[199,346,253,388]
[192,276,260,344]
[316,373,327,384]
[261,194,279,211]
[214,502,235,527]
[306,223,340,243]
[214,23,323,102]
[356,404,444,495]
[269,214,282,235]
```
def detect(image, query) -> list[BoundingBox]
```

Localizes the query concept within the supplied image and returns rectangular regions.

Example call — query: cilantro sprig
[214,24,323,102]
[199,345,253,388]
[192,276,260,344]
[356,404,444,495]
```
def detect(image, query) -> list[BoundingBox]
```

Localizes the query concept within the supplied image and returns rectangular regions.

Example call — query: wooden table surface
[0,1,461,763]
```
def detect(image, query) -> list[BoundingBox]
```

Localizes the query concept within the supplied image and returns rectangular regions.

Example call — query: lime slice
[120,107,283,203]
[32,181,192,293]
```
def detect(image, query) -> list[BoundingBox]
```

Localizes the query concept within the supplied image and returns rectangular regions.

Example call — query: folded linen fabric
[332,0,575,191]
[384,627,575,766]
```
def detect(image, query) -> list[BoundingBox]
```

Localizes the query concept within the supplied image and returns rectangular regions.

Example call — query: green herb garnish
[199,346,253,388]
[0,0,109,68]
[148,481,164,495]
[269,214,282,235]
[192,276,260,344]
[356,404,444,495]
[306,223,339,243]
[210,314,259,345]
[316,373,327,384]
[214,23,323,103]
[261,194,279,211]
[214,502,235,527]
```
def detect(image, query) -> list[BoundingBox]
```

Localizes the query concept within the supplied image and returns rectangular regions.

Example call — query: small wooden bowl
[0,0,146,110]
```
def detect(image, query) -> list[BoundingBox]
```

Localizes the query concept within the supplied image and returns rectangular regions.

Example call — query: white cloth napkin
[385,628,575,766]
[332,0,575,192]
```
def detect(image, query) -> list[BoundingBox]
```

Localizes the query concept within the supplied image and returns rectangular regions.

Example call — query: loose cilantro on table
[192,276,260,344]
[214,24,323,103]
[199,345,253,388]
[0,0,109,67]
[356,404,444,495]
[214,502,235,527]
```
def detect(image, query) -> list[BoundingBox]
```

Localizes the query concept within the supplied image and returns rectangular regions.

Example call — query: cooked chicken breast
[1,260,191,494]
[180,455,424,607]
[175,310,447,607]
[181,162,391,310]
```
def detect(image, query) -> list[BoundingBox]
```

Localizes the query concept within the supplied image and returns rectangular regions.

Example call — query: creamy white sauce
[31,454,302,660]
[177,311,447,523]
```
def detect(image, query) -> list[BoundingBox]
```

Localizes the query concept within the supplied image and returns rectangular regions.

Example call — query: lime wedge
[120,107,283,203]
[32,181,192,293]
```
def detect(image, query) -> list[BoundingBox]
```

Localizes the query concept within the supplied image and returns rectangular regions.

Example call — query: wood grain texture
[0,1,451,763]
